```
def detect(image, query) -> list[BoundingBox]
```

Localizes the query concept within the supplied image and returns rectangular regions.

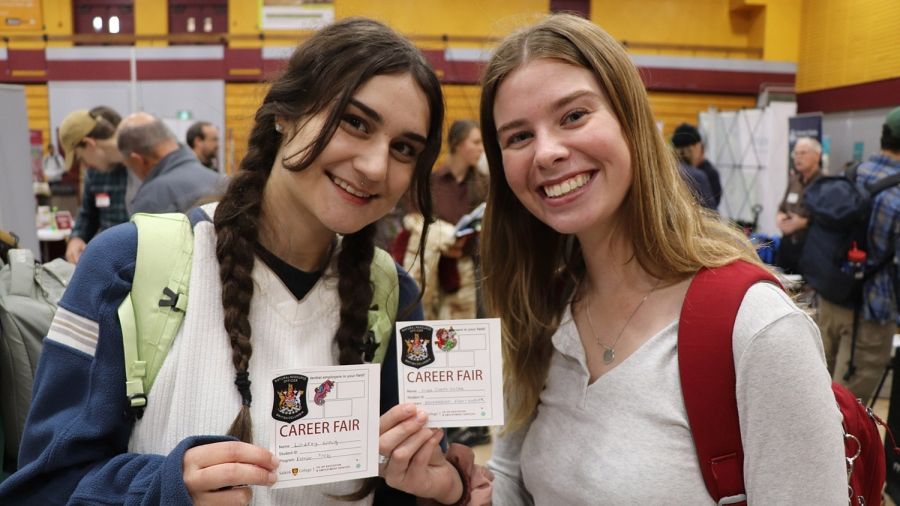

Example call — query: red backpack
[679,260,900,506]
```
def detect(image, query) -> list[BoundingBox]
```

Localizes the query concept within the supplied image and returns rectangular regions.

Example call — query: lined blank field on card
[323,399,353,418]
[448,351,475,367]
[459,333,486,350]
[336,380,365,399]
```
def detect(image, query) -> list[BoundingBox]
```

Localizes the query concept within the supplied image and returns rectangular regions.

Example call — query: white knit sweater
[129,218,371,505]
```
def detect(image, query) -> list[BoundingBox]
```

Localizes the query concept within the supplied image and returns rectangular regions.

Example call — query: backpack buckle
[717,494,747,505]
[158,287,184,312]
[127,393,148,420]
[360,330,378,362]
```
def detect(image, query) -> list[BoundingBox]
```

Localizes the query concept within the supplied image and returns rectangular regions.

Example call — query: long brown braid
[213,17,444,447]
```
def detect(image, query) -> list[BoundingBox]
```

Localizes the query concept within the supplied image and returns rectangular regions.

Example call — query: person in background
[671,122,717,210]
[117,113,225,214]
[479,14,844,504]
[58,106,131,264]
[0,18,491,506]
[818,107,900,400]
[775,136,822,274]
[187,120,220,171]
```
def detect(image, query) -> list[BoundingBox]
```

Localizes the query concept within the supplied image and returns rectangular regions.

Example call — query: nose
[353,139,390,185]
[533,130,569,170]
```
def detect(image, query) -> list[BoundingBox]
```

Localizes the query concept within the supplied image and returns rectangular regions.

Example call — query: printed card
[396,318,504,428]
[270,364,379,489]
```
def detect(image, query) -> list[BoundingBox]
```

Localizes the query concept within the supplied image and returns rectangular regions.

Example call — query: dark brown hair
[86,105,120,140]
[213,17,443,446]
[447,119,478,153]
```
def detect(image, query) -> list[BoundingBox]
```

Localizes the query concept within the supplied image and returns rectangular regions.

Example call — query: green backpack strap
[368,247,399,364]
[118,213,194,416]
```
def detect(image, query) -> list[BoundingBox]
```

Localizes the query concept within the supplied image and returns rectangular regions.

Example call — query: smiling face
[265,72,430,237]
[493,58,632,238]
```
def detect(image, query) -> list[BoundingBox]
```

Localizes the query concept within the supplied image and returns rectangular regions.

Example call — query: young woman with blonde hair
[479,13,845,504]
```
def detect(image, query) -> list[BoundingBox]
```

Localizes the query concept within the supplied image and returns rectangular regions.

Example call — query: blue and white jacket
[0,215,422,505]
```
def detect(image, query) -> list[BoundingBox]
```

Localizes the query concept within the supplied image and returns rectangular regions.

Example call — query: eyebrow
[350,97,427,145]
[496,89,598,137]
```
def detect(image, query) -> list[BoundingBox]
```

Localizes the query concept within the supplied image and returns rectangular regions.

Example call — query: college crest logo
[272,374,309,423]
[400,325,435,368]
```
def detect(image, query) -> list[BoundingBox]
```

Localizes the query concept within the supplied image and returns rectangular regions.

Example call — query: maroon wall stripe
[639,67,795,95]
[48,60,131,80]
[138,59,223,79]
[797,77,900,114]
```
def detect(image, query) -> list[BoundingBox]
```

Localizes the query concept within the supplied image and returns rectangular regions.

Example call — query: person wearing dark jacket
[671,122,720,210]
[117,112,226,214]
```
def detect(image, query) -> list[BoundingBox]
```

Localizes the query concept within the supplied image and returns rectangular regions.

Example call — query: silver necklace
[585,278,661,365]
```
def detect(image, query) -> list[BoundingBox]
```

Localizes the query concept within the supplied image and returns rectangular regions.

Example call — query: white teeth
[544,173,589,198]
[332,175,372,198]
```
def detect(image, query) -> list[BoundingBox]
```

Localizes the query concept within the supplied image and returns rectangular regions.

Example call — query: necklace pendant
[602,347,615,364]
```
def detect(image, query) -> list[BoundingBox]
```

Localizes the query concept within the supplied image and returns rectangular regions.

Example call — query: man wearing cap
[818,106,900,400]
[116,112,224,214]
[59,106,132,264]
[671,123,717,210]
[775,136,822,274]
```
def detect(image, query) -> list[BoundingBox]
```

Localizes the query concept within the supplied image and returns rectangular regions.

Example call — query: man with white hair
[117,112,225,214]
[775,136,822,273]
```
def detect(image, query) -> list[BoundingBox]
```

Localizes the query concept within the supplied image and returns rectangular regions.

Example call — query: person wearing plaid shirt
[59,106,132,264]
[818,106,900,401]
[71,165,130,244]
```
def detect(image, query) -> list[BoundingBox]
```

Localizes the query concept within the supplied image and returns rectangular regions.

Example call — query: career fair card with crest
[270,364,380,489]
[396,318,503,428]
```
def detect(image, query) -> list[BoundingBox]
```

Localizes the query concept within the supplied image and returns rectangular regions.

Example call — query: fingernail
[268,471,277,483]
[405,403,416,414]
[271,455,280,467]
[416,410,428,423]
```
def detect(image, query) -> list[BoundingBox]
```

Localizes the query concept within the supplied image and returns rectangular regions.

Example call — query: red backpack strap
[679,260,781,505]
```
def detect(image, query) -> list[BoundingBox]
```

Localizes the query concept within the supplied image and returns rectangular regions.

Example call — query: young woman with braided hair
[0,18,489,506]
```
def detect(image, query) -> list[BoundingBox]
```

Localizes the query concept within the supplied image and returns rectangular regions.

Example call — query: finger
[188,462,277,492]
[185,441,279,471]
[414,430,442,470]
[194,486,253,506]
[379,409,428,457]
[379,403,418,435]
[384,425,436,476]
[428,429,446,465]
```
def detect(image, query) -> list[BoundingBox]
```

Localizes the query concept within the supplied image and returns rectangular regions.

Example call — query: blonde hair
[479,14,765,432]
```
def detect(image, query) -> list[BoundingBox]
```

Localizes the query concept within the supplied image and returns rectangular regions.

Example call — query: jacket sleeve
[374,265,424,506]
[0,222,231,505]
[71,170,100,241]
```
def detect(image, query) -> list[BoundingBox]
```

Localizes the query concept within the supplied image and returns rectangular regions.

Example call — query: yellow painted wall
[336,0,548,48]
[797,0,900,93]
[224,82,268,174]
[42,0,73,47]
[648,91,756,139]
[25,84,50,146]
[758,0,800,61]
[135,0,168,47]
[228,0,262,48]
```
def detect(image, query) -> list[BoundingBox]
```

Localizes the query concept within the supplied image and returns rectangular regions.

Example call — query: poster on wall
[261,0,334,31]
[787,113,822,172]
[0,0,42,31]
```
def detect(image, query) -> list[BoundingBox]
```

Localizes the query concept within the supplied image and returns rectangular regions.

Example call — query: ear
[81,137,97,149]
